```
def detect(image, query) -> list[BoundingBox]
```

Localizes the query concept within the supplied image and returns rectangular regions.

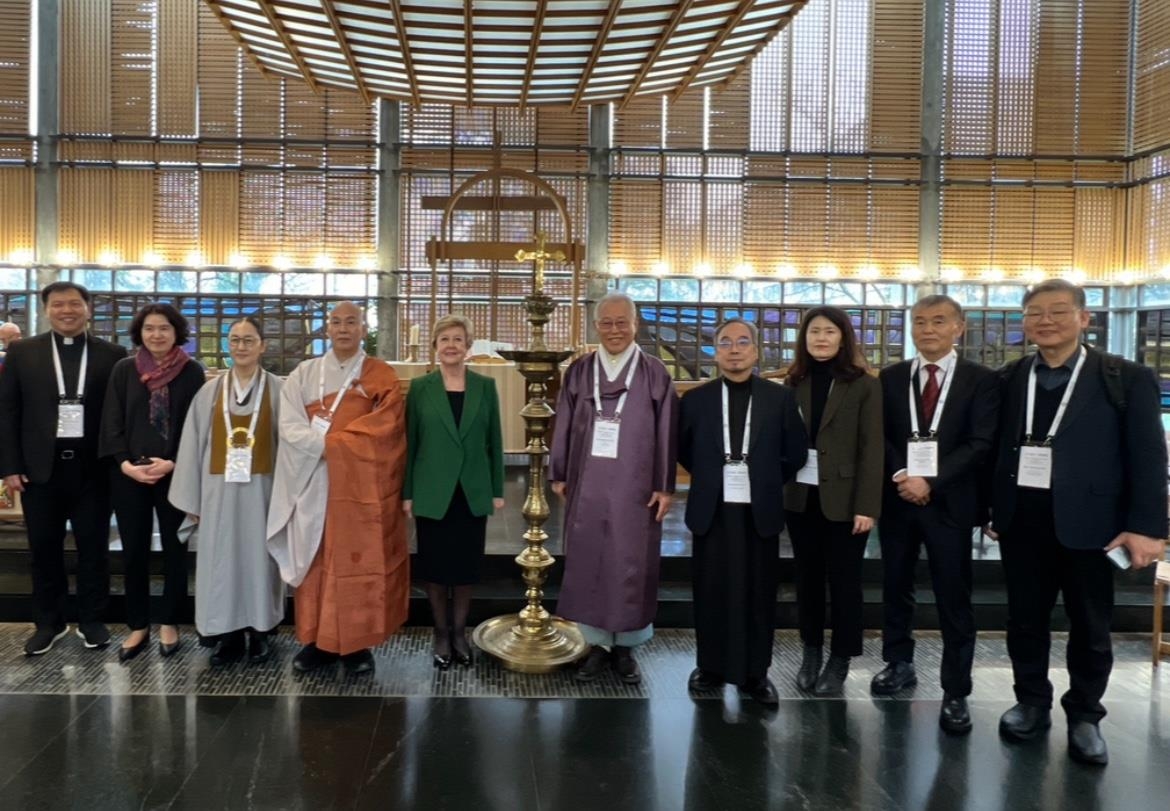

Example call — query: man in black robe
[678,318,808,706]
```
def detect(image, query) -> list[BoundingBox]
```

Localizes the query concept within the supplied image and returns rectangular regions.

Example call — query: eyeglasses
[1022,307,1079,322]
[717,337,755,350]
[597,319,631,331]
[228,336,260,347]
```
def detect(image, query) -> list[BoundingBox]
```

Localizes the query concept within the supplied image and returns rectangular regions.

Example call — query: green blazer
[783,372,884,522]
[404,370,505,519]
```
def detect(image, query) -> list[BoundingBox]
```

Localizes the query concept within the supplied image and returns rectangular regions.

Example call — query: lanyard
[51,333,88,400]
[907,356,956,437]
[222,368,266,447]
[1025,346,1087,443]
[721,382,752,461]
[593,349,639,420]
[319,352,365,418]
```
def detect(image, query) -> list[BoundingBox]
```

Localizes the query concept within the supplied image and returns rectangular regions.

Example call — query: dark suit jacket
[783,372,884,522]
[879,356,1000,528]
[404,370,505,519]
[991,346,1169,549]
[678,376,808,538]
[0,332,128,483]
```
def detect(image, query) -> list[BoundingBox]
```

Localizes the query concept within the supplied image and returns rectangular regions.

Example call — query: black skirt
[415,484,488,586]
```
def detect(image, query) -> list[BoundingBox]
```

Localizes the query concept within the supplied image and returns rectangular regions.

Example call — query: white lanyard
[222,369,266,446]
[721,382,752,462]
[318,352,365,418]
[1025,346,1087,443]
[51,333,88,400]
[907,357,955,437]
[593,349,639,420]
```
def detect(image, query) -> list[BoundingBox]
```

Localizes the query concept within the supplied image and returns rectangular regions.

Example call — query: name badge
[723,461,751,503]
[310,414,332,436]
[906,438,939,478]
[225,447,253,483]
[57,400,84,439]
[796,449,819,485]
[591,418,620,458]
[1017,444,1052,489]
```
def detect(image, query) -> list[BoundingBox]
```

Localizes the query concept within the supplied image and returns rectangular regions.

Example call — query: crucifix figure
[515,231,566,296]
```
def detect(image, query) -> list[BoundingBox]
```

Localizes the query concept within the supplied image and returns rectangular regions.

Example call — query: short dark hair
[1022,279,1085,310]
[229,315,264,340]
[129,302,190,347]
[911,294,964,320]
[785,306,869,386]
[40,281,91,306]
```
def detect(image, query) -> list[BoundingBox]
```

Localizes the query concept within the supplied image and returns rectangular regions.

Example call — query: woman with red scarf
[100,303,205,661]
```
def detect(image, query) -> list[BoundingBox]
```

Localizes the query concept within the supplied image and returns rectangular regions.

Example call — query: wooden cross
[515,231,565,295]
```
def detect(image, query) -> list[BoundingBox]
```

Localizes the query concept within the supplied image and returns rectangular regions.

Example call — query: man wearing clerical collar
[550,292,678,685]
[266,301,410,676]
[0,282,127,655]
[678,318,808,707]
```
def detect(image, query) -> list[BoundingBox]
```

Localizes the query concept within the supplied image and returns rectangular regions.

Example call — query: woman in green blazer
[403,314,505,669]
[783,306,883,697]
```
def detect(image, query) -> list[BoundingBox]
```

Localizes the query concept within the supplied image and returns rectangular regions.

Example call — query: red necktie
[921,364,940,425]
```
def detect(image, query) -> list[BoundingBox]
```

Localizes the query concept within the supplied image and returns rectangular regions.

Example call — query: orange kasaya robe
[294,359,409,654]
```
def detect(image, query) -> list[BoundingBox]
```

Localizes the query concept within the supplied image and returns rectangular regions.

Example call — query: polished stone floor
[1,624,1168,810]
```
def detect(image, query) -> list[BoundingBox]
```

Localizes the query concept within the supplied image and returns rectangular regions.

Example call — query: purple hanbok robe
[549,348,678,632]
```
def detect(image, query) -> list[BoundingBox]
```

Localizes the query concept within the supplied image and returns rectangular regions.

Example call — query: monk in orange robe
[266,302,409,674]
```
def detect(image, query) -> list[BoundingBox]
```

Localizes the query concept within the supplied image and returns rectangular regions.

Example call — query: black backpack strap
[1100,352,1128,414]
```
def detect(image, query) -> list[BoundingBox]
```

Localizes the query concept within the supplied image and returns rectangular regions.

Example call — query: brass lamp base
[472,614,588,674]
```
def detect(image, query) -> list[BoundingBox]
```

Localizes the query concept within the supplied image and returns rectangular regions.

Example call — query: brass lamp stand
[472,246,588,673]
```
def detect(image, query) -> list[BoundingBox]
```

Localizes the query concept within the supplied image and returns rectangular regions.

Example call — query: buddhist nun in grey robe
[170,369,285,638]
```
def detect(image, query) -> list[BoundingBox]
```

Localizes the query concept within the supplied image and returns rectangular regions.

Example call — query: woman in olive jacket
[783,306,883,696]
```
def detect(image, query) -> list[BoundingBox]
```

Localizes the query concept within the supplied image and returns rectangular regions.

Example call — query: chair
[1155,557,1170,666]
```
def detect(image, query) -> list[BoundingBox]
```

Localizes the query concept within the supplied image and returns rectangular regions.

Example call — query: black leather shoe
[159,639,182,658]
[24,624,68,656]
[796,645,822,692]
[75,622,111,650]
[247,631,272,664]
[292,643,339,673]
[939,694,972,735]
[119,631,150,663]
[451,634,473,667]
[210,631,246,667]
[814,655,850,697]
[575,646,610,682]
[1068,721,1108,766]
[870,661,917,695]
[998,703,1052,741]
[612,645,641,685]
[741,678,780,708]
[687,668,724,692]
[341,649,375,675]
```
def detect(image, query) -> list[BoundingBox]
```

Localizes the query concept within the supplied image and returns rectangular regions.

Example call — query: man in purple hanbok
[550,292,678,684]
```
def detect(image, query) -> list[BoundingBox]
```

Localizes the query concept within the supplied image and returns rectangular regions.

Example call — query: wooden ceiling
[202,0,808,108]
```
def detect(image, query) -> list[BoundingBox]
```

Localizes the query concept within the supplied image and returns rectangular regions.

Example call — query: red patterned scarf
[136,345,190,440]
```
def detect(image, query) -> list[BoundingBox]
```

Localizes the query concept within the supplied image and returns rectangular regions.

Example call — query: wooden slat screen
[0,0,33,259]
[1134,0,1170,153]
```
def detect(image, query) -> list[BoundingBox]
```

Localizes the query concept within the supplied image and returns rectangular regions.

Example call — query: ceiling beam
[717,5,804,93]
[518,0,548,111]
[254,0,318,91]
[671,0,756,102]
[618,0,694,111]
[388,0,421,108]
[570,1,622,112]
[321,0,370,104]
[204,1,272,78]
[464,0,475,107]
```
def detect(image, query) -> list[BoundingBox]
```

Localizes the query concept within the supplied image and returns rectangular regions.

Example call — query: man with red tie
[873,295,1000,734]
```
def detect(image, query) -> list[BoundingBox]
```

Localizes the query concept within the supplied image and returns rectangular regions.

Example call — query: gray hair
[431,313,474,347]
[594,292,638,322]
[911,294,964,320]
[1022,278,1086,309]
[714,317,759,344]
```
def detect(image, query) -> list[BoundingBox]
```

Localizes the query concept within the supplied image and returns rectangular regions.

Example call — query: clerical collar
[599,342,637,382]
[54,331,85,347]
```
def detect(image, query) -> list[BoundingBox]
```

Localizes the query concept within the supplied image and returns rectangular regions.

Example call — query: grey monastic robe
[549,348,678,633]
[170,370,286,636]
